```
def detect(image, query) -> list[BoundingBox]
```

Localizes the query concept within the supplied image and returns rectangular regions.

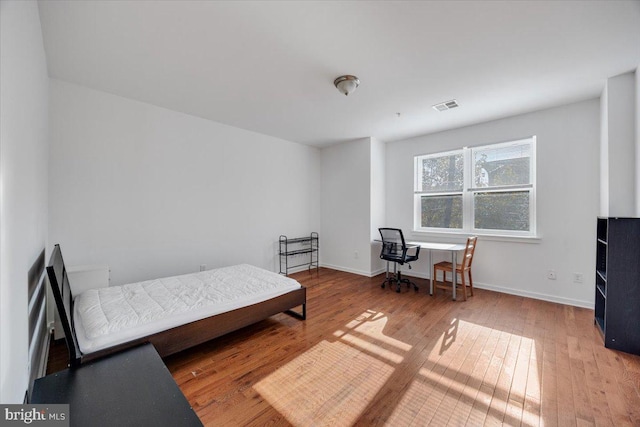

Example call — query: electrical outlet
[573,273,584,283]
[200,264,206,272]
[547,270,557,280]
[354,251,359,259]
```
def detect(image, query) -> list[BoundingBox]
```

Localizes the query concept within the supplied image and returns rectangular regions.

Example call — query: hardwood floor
[161,268,640,426]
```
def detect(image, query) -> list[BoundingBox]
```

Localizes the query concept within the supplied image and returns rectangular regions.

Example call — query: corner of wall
[600,84,609,217]
[604,71,636,217]
[319,138,374,274]
[0,0,50,403]
[369,137,386,274]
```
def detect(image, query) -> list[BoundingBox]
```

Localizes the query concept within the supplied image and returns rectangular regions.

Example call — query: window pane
[474,191,529,231]
[420,153,463,192]
[473,143,531,187]
[421,195,462,229]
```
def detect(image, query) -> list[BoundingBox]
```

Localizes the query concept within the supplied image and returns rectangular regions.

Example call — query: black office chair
[379,228,420,293]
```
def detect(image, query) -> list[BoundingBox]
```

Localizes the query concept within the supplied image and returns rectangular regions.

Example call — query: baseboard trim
[284,265,319,275]
[324,267,592,309]
[392,269,430,280]
[319,263,379,278]
[472,282,593,309]
[403,273,591,308]
[370,267,385,277]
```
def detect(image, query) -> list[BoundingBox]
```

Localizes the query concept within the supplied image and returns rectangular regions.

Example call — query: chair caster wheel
[381,284,385,289]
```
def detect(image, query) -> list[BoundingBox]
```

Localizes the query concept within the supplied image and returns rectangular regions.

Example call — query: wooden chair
[433,236,477,301]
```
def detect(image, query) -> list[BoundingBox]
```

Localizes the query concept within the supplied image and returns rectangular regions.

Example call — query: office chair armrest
[406,244,420,257]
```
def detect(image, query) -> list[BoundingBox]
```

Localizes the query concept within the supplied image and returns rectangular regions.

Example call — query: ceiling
[38,1,640,147]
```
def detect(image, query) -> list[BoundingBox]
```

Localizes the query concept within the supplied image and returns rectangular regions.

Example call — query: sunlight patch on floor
[254,310,408,426]
[384,376,433,426]
[387,320,541,427]
[255,313,542,427]
[339,310,413,353]
[254,339,395,426]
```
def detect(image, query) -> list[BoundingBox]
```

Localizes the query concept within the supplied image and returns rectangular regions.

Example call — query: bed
[47,244,306,367]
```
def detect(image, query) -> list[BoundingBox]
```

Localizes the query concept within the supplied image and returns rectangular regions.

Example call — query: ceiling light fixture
[334,75,360,96]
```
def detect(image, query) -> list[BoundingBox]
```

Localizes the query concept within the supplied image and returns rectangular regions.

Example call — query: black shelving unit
[595,217,640,355]
[279,232,319,276]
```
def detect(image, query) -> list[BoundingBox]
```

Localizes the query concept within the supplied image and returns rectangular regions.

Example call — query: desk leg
[452,251,457,301]
[428,250,433,295]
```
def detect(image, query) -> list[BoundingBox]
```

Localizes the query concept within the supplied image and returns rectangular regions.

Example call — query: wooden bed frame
[46,244,306,367]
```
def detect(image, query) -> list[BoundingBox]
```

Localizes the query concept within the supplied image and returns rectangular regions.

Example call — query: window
[414,137,536,236]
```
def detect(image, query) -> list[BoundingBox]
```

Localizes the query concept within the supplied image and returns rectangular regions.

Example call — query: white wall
[605,72,636,216]
[320,138,373,275]
[386,99,600,307]
[370,137,386,274]
[0,1,50,403]
[48,80,320,286]
[600,85,609,216]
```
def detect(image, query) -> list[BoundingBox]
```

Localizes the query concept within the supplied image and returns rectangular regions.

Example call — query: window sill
[411,229,541,244]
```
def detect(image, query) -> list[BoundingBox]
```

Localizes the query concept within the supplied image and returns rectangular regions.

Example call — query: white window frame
[414,137,536,238]
[413,148,464,231]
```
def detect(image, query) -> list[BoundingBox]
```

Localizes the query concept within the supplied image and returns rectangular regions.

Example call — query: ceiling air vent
[433,99,459,112]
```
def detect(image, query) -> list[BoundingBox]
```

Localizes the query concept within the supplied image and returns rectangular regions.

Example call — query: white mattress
[73,264,302,353]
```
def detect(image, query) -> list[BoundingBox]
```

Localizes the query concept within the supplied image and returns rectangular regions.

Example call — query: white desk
[408,241,467,300]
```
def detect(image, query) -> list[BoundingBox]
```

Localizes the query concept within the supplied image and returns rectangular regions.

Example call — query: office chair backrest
[379,228,405,245]
[462,236,478,270]
[379,228,406,258]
